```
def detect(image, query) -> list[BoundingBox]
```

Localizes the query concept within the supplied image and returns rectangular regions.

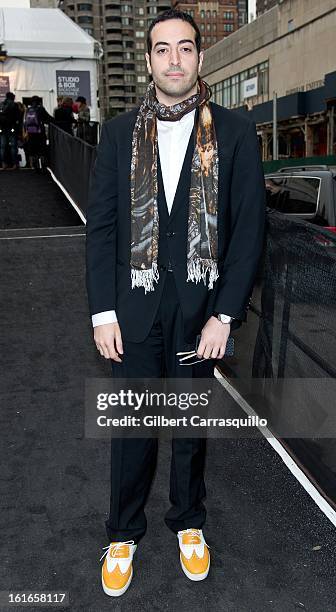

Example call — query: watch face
[219,315,232,323]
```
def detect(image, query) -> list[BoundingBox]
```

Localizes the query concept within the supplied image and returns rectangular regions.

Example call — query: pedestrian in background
[54,96,75,135]
[75,95,91,141]
[24,95,54,170]
[0,92,21,170]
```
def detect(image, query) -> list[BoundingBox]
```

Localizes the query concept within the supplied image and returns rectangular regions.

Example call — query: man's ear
[145,52,152,75]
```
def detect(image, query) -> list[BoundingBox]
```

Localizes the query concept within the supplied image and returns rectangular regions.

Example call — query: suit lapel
[157,155,169,223]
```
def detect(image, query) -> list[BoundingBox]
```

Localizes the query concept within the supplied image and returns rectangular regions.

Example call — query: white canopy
[0,7,102,59]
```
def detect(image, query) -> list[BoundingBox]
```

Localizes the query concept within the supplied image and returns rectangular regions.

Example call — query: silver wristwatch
[216,313,234,324]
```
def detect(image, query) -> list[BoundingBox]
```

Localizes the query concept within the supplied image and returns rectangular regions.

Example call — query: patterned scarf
[130,76,219,293]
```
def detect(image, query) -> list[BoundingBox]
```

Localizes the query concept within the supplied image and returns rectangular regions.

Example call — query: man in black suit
[86,9,266,597]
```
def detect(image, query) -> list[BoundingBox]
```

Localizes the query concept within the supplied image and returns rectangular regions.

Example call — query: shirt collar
[156,108,196,129]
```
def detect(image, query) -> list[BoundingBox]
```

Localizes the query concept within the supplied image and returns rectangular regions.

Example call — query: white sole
[180,553,210,581]
[101,565,133,597]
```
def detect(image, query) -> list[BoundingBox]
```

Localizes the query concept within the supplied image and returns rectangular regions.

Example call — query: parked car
[263,165,336,305]
[264,165,336,242]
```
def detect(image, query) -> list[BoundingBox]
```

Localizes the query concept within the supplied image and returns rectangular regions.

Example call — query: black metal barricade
[48,124,97,215]
[220,210,336,507]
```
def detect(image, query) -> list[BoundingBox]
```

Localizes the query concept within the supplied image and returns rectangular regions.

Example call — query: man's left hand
[197,316,231,360]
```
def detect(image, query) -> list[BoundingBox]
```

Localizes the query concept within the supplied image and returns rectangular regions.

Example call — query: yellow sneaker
[178,528,210,581]
[100,540,137,597]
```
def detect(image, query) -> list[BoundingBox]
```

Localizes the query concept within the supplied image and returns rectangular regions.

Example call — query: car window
[265,176,320,215]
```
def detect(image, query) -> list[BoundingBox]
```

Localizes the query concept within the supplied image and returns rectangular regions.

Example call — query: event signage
[243,76,258,99]
[56,70,91,104]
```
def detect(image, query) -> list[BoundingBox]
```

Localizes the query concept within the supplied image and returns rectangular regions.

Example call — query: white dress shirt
[91,109,231,327]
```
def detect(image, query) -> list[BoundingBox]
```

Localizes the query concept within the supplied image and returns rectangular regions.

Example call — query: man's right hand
[94,322,123,362]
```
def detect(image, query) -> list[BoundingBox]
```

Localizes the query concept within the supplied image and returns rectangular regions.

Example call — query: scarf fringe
[131,262,159,294]
[187,259,219,290]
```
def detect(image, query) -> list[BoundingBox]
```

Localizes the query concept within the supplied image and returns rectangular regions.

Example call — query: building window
[200,23,204,31]
[200,9,204,18]
[78,15,93,24]
[136,41,145,49]
[215,60,269,109]
[224,24,234,32]
[137,19,145,26]
[83,27,93,35]
[214,82,223,106]
[223,78,231,107]
[224,11,234,20]
[231,74,239,105]
[147,6,157,15]
[137,75,147,83]
[136,52,144,60]
[258,61,269,96]
[121,17,131,25]
[212,10,217,17]
[239,70,248,103]
[248,65,258,78]
[121,4,132,13]
[77,3,92,10]
[135,31,145,37]
[136,7,144,15]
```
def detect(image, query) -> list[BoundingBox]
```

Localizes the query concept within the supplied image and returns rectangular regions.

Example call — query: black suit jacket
[86,102,266,343]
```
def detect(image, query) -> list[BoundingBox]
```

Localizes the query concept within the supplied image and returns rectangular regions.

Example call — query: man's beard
[152,71,199,103]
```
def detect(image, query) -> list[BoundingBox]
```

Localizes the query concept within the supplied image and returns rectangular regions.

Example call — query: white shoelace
[100,540,135,562]
[178,529,210,548]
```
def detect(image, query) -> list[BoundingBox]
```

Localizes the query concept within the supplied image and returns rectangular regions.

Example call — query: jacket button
[166,231,175,237]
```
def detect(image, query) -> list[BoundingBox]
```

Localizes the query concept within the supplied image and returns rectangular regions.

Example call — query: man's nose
[169,49,181,67]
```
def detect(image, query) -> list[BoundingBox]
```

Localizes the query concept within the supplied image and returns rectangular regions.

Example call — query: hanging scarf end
[131,262,159,294]
[187,259,219,290]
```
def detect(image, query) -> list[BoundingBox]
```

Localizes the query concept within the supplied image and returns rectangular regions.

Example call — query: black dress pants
[105,272,215,544]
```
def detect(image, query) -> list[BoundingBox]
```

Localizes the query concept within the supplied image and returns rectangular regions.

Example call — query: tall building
[256,0,279,16]
[60,0,171,119]
[172,1,241,50]
[201,0,336,159]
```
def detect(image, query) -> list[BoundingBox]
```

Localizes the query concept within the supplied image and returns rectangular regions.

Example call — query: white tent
[0,7,102,120]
